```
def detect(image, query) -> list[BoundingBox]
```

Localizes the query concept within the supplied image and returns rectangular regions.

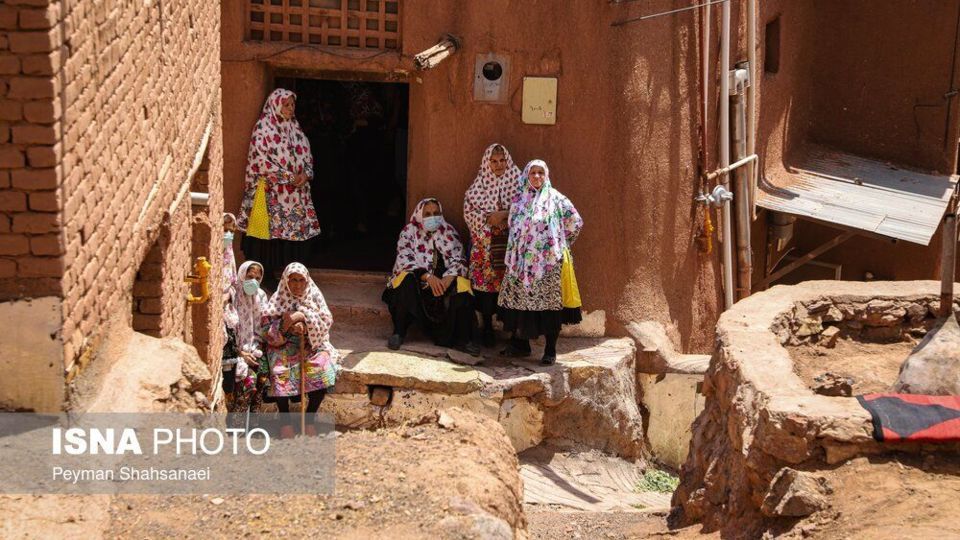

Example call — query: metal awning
[757,146,959,245]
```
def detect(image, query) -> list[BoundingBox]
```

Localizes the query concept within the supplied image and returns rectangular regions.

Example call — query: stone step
[311,269,393,332]
[323,326,644,456]
[312,267,607,338]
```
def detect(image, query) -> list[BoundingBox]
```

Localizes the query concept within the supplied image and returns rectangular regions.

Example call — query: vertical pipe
[746,0,758,219]
[733,90,752,299]
[701,0,711,174]
[720,0,734,309]
[941,200,958,317]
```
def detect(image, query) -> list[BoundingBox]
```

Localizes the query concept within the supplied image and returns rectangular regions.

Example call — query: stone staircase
[310,269,645,457]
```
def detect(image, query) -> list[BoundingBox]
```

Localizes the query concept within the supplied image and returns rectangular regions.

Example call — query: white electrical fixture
[474,53,510,103]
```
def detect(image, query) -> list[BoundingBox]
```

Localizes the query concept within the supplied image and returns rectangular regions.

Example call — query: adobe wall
[808,0,960,174]
[0,0,224,411]
[220,0,724,351]
[756,1,960,286]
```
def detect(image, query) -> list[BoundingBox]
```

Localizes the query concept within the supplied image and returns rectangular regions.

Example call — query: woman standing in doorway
[498,160,583,365]
[260,262,338,437]
[238,89,320,289]
[464,143,522,347]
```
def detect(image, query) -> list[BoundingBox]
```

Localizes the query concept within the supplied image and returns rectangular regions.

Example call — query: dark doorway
[275,77,408,272]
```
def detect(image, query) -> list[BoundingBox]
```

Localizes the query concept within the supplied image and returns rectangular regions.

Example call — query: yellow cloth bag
[246,178,271,240]
[561,248,582,309]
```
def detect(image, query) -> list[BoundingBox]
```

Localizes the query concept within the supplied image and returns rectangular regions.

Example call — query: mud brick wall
[0,1,63,299]
[56,0,225,375]
[0,0,224,410]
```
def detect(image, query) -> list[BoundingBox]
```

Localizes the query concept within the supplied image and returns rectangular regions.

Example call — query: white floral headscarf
[388,198,467,284]
[264,262,336,360]
[463,143,522,235]
[503,160,583,288]
[233,260,268,353]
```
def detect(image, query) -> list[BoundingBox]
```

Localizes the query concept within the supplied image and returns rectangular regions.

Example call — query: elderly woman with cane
[260,262,338,437]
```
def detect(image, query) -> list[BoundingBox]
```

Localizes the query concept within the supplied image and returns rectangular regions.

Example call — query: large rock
[761,468,832,517]
[893,313,960,395]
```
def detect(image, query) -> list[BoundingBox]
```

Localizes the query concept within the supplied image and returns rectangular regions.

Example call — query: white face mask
[423,215,443,232]
[242,279,259,296]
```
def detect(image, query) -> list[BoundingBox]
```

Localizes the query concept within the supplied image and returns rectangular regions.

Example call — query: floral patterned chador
[498,160,583,338]
[237,88,320,242]
[259,263,338,397]
[463,143,522,293]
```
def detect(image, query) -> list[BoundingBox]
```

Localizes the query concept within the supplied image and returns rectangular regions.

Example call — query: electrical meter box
[473,53,510,104]
[522,77,557,125]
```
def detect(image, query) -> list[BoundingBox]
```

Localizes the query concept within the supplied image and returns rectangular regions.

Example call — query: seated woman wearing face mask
[382,198,480,355]
[223,260,269,413]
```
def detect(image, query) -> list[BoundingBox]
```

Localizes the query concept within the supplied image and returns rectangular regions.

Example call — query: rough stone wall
[672,281,960,534]
[0,0,223,410]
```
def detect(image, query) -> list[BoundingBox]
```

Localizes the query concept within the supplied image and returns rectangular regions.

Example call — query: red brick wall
[56,0,225,376]
[0,0,224,407]
[0,1,63,300]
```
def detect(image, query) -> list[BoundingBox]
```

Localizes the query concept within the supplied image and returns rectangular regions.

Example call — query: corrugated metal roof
[757,146,958,245]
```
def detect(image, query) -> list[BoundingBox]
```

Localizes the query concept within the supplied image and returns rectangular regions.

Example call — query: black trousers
[382,273,476,347]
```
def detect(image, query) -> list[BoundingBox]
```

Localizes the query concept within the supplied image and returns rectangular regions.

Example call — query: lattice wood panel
[246,0,401,50]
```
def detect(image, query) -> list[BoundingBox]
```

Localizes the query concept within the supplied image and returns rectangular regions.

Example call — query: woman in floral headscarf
[498,160,583,365]
[464,143,522,347]
[259,262,338,437]
[382,198,480,355]
[238,89,320,287]
[226,260,270,413]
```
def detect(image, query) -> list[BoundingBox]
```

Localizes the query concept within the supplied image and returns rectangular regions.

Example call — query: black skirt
[241,235,313,286]
[498,307,582,340]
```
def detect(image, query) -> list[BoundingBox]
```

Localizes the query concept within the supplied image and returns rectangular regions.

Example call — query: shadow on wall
[609,6,722,353]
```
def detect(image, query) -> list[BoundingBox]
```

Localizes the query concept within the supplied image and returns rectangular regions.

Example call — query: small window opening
[765,17,781,74]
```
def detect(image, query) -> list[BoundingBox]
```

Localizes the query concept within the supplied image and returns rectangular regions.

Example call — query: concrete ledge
[626,321,710,375]
[325,330,645,457]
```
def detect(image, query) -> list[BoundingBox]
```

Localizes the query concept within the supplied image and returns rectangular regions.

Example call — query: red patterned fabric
[857,393,960,442]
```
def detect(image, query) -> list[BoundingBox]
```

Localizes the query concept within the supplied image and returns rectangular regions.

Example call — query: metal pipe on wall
[941,198,958,317]
[733,90,752,299]
[746,0,758,220]
[719,0,734,309]
[701,0,711,176]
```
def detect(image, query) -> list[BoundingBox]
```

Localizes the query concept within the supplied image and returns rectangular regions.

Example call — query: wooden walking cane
[299,327,306,436]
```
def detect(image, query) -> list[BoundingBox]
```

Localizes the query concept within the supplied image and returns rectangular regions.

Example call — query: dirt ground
[526,509,715,539]
[783,452,960,540]
[790,337,917,394]
[105,408,524,539]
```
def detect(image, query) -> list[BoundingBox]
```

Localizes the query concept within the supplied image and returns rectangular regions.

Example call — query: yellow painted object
[185,256,212,304]
[561,248,582,309]
[247,178,271,240]
[456,276,473,295]
[704,207,715,255]
[522,77,558,125]
[390,271,409,289]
